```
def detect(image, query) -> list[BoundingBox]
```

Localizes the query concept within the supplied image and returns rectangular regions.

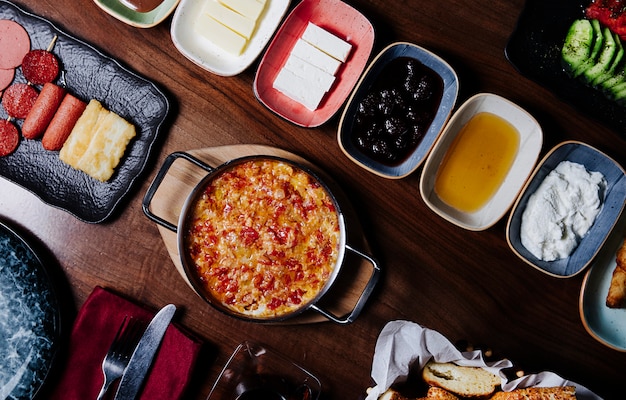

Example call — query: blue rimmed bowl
[337,42,458,179]
[507,141,626,277]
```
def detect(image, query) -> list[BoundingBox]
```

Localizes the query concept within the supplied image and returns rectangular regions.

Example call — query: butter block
[203,0,256,39]
[301,22,352,62]
[194,12,247,55]
[218,0,265,20]
[283,53,335,92]
[273,67,327,111]
[290,39,342,75]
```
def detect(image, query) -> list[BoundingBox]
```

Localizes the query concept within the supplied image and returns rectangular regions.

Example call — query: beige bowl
[420,93,543,231]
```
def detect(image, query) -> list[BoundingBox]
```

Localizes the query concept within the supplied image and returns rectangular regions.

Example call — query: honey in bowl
[434,112,519,213]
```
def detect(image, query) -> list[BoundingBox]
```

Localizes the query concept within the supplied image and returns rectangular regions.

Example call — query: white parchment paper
[365,321,602,400]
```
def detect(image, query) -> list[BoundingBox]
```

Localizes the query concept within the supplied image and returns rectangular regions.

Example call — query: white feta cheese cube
[290,39,342,75]
[273,68,328,111]
[301,22,352,62]
[283,53,336,92]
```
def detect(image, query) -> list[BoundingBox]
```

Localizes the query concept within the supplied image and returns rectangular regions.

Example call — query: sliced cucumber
[594,32,624,87]
[583,27,618,83]
[607,80,626,101]
[562,19,596,77]
[601,60,626,91]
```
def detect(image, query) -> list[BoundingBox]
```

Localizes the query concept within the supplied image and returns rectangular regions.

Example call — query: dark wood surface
[2,0,626,399]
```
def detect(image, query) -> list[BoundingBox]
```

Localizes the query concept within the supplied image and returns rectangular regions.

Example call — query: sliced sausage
[41,93,87,151]
[0,119,19,156]
[22,49,59,85]
[0,20,30,69]
[22,82,66,139]
[2,83,39,119]
[0,68,14,92]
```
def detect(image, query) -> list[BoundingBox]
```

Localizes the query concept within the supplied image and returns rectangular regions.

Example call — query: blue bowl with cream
[506,141,626,277]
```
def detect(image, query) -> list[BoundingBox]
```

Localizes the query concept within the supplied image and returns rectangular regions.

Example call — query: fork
[96,316,144,400]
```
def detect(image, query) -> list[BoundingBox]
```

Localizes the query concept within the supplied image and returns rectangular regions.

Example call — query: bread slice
[376,386,460,400]
[377,388,414,400]
[488,386,576,400]
[422,361,500,397]
[422,386,459,400]
[607,239,626,308]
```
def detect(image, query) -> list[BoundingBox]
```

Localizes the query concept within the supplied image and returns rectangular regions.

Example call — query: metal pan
[143,151,380,324]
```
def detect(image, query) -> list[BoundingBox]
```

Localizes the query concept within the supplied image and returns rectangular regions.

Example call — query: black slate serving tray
[505,0,626,136]
[0,0,169,223]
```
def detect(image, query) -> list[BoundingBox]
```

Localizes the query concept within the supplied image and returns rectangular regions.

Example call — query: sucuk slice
[0,20,30,69]
[2,83,39,119]
[0,68,14,91]
[21,49,60,85]
[0,119,19,156]
[562,19,596,77]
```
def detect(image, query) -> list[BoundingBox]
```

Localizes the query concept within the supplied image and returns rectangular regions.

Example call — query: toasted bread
[423,386,459,400]
[422,361,500,398]
[488,386,576,399]
[377,386,459,400]
[377,388,414,400]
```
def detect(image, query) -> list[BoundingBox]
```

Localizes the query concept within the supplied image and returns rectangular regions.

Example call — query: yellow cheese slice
[203,0,256,39]
[194,12,247,55]
[218,0,265,20]
[59,99,106,167]
[75,110,136,182]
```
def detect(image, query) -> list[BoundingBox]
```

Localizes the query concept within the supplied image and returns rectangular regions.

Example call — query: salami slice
[0,20,30,69]
[2,83,39,119]
[0,119,19,156]
[0,68,14,91]
[22,49,59,85]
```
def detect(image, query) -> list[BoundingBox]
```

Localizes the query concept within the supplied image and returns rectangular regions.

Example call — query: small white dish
[93,0,180,28]
[420,93,543,231]
[171,0,291,76]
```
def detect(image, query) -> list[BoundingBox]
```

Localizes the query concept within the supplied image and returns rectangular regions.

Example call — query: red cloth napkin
[49,286,202,400]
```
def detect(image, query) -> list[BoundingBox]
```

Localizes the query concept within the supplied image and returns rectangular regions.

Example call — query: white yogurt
[520,160,606,261]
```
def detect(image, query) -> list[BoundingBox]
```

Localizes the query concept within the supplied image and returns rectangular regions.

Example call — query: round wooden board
[146,144,378,324]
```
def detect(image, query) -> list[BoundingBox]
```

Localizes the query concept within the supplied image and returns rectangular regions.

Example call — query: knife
[114,304,176,400]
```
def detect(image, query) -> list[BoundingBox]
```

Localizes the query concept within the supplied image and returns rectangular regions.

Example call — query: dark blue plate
[0,220,61,399]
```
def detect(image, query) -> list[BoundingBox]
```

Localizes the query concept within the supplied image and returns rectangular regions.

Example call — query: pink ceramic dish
[253,0,374,127]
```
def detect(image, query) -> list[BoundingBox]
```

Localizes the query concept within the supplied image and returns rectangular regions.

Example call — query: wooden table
[2,0,625,398]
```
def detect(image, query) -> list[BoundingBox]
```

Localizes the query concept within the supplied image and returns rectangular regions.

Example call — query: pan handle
[142,151,214,233]
[309,244,381,324]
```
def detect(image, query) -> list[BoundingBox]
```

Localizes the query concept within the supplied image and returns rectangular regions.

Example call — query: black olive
[384,117,407,138]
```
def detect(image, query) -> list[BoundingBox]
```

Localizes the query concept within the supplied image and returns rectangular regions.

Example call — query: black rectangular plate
[0,1,169,223]
[505,0,626,136]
